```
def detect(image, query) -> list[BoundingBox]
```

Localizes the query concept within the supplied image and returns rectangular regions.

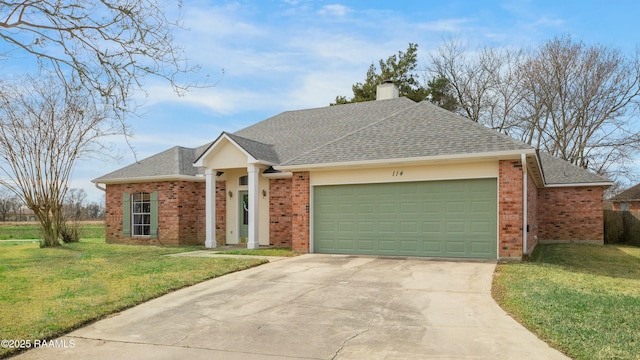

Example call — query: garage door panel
[314,179,497,258]
[400,221,418,233]
[379,221,396,233]
[400,202,418,214]
[445,241,466,255]
[358,221,376,233]
[422,221,441,232]
[357,239,374,251]
[378,203,397,215]
[378,239,397,251]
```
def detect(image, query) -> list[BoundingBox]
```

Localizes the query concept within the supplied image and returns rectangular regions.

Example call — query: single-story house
[93,83,611,260]
[609,183,640,211]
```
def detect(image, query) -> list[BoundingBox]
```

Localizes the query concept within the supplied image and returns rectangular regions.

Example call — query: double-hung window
[132,192,151,236]
[122,191,158,238]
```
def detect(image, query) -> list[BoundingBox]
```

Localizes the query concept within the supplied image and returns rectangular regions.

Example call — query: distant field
[0,221,105,240]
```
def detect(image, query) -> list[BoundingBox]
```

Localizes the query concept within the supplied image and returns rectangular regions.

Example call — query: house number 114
[392,170,404,176]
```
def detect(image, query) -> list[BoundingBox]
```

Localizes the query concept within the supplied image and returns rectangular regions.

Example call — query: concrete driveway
[13,254,568,359]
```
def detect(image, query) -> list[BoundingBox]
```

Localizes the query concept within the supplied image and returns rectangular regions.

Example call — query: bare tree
[0,0,204,118]
[63,188,87,221]
[516,36,640,176]
[0,185,18,221]
[428,38,495,123]
[0,74,115,246]
[85,201,105,220]
[428,36,640,181]
[0,1,212,246]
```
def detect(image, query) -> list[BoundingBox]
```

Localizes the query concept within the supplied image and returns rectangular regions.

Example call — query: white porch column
[205,168,217,248]
[247,164,260,249]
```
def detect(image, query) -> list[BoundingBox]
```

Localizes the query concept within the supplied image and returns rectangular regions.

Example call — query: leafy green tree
[426,76,458,111]
[334,43,429,104]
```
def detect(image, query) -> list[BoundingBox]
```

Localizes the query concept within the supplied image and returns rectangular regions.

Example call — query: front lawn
[493,244,640,360]
[0,221,105,240]
[0,239,266,358]
[214,247,297,257]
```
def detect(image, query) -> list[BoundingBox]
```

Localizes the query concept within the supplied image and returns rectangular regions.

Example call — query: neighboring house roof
[610,183,640,201]
[94,97,610,186]
[93,143,211,182]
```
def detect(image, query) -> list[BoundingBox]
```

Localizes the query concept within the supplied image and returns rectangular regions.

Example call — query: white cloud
[416,18,471,33]
[319,4,351,17]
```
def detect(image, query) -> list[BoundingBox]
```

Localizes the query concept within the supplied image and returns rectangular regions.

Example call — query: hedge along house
[93,83,611,259]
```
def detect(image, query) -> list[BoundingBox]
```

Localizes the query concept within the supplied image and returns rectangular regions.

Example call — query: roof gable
[193,132,278,168]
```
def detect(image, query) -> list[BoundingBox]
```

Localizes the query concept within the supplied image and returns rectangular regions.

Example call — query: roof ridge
[283,99,420,165]
[226,131,271,147]
[418,101,532,149]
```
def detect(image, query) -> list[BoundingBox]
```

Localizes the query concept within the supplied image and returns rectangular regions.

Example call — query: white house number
[392,170,404,176]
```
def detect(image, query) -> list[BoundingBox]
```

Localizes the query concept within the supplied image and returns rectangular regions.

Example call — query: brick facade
[611,201,640,211]
[291,172,310,253]
[105,181,205,245]
[538,186,604,242]
[526,172,539,254]
[269,178,292,247]
[103,161,605,258]
[216,181,227,245]
[498,160,524,258]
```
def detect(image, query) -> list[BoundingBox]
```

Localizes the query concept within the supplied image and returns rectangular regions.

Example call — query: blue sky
[4,0,640,201]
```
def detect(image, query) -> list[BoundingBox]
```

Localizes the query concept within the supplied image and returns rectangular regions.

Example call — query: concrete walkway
[12,254,568,359]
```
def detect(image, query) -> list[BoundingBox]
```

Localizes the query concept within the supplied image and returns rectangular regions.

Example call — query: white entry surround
[194,134,271,248]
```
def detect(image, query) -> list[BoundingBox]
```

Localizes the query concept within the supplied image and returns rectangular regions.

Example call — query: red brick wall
[526,172,539,254]
[105,181,205,245]
[538,186,604,241]
[291,172,310,253]
[216,181,226,245]
[611,201,640,211]
[269,178,292,246]
[499,160,524,258]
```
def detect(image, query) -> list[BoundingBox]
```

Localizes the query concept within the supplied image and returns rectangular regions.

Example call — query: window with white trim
[132,192,151,236]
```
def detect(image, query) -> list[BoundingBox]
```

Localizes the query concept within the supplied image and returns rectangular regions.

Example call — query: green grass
[493,244,640,360]
[0,222,105,240]
[0,239,266,358]
[214,247,296,257]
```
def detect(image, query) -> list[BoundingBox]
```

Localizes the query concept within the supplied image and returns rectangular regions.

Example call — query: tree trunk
[33,208,61,247]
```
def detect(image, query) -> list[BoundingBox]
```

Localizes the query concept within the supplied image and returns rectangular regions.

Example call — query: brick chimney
[376,80,399,100]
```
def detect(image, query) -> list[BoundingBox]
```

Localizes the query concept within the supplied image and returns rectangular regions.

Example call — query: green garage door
[313,178,497,258]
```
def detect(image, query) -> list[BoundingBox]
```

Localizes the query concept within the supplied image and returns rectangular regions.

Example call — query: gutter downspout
[521,153,528,257]
[94,182,106,192]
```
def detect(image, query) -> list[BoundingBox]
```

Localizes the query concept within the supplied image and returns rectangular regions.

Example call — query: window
[620,202,630,211]
[239,175,248,186]
[122,191,158,238]
[132,192,151,235]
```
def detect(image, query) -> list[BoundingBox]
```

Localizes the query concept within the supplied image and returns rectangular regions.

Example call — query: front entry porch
[203,165,269,249]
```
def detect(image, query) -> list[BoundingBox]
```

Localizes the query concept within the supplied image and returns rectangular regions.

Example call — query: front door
[239,191,249,243]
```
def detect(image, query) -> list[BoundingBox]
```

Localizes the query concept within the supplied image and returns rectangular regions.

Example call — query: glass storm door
[239,191,249,242]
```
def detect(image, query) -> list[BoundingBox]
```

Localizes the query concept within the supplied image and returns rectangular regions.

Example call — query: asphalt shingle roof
[282,101,532,165]
[537,152,610,185]
[233,98,417,164]
[95,97,610,186]
[93,143,210,182]
[610,182,640,201]
[224,132,280,164]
